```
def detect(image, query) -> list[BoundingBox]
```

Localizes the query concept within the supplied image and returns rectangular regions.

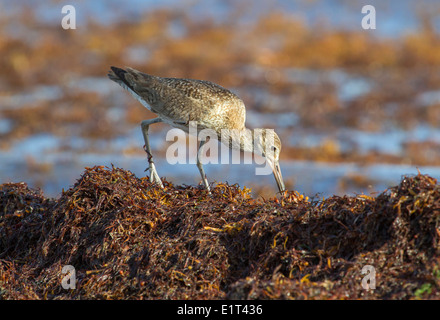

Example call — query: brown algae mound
[0,166,439,299]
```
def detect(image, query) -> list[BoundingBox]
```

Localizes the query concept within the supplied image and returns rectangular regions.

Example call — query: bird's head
[252,129,286,194]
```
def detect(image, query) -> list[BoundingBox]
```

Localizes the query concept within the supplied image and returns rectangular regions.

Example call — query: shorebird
[108,66,286,193]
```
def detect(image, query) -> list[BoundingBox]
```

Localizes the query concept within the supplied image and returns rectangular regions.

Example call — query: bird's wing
[108,67,246,130]
[158,77,247,130]
[160,77,240,106]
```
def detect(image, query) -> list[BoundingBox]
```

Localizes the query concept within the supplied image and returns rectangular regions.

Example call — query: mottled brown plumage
[109,67,246,132]
[108,66,285,193]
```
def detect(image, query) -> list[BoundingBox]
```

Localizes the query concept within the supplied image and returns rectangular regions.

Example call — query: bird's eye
[272,146,277,152]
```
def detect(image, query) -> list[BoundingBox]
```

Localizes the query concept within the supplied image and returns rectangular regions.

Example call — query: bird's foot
[142,144,163,188]
[149,164,164,188]
[198,177,211,194]
[144,160,163,188]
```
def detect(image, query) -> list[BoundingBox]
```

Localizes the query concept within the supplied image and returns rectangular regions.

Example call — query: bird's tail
[108,66,137,92]
[108,66,157,112]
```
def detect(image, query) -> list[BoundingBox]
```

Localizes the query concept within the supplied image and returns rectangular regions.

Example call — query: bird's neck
[220,127,260,153]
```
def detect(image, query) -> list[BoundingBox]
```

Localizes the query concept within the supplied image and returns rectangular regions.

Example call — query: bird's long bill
[271,160,286,194]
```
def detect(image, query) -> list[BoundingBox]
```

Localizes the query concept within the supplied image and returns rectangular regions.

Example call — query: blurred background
[1,0,440,199]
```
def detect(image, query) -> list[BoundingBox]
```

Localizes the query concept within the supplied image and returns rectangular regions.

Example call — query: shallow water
[288,125,440,155]
[1,130,439,199]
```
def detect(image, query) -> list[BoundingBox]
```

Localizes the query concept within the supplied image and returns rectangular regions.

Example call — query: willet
[108,66,285,193]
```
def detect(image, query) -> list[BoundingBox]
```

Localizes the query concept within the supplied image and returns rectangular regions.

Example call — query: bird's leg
[196,139,211,193]
[141,118,164,188]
